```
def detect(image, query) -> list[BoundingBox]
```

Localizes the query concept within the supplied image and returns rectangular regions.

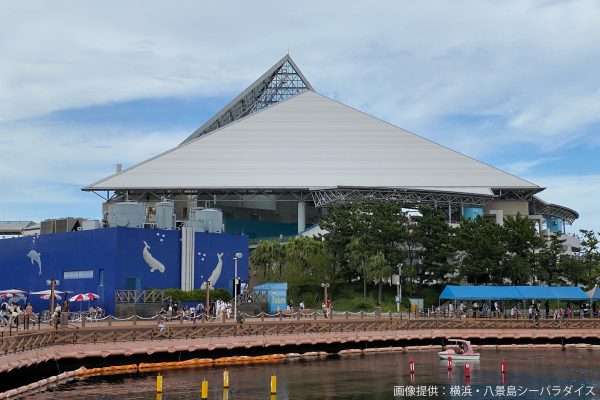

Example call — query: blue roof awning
[439,285,522,300]
[440,285,588,301]
[587,286,600,301]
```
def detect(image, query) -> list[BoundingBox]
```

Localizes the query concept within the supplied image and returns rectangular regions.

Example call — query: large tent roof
[440,285,589,301]
[440,285,522,300]
[586,286,600,301]
[85,91,540,194]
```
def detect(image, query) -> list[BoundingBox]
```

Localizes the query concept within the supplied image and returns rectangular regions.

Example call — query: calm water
[26,349,600,399]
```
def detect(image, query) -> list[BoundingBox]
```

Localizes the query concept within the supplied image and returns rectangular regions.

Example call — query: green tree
[538,232,566,285]
[284,236,335,283]
[346,237,371,299]
[579,229,600,285]
[413,205,455,283]
[362,202,409,272]
[366,253,392,306]
[251,237,335,302]
[561,256,587,287]
[501,214,544,284]
[320,203,367,281]
[454,216,505,284]
[250,240,285,280]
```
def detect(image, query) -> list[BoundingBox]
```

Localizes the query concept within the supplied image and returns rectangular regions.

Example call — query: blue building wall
[0,228,248,315]
[194,232,249,290]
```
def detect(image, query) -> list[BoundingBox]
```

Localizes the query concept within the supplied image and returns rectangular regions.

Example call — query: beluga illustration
[142,241,165,273]
[27,250,42,275]
[201,252,224,290]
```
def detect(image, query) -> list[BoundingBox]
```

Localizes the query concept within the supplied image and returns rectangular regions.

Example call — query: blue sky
[1,0,599,232]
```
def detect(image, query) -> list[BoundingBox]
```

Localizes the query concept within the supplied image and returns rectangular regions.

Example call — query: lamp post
[233,252,243,320]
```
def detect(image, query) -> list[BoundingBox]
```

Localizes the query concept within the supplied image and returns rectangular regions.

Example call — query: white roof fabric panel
[86,91,539,192]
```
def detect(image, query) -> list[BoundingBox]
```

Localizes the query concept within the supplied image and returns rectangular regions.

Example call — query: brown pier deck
[2,317,600,374]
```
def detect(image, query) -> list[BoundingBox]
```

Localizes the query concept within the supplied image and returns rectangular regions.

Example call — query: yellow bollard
[270,374,277,395]
[201,379,208,399]
[156,374,163,393]
[223,369,229,388]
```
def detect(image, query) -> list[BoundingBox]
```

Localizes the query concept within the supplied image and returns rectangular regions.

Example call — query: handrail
[2,316,600,356]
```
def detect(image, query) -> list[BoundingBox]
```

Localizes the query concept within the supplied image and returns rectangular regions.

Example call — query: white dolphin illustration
[142,241,165,273]
[27,249,42,275]
[201,252,224,290]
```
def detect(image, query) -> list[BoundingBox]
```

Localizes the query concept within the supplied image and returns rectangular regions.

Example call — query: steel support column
[297,201,306,233]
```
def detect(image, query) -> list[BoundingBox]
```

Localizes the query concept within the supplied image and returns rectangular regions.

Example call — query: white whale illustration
[27,250,42,275]
[201,252,224,290]
[142,241,165,273]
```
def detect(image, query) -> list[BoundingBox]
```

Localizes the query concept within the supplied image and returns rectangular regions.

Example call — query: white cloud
[0,122,185,220]
[0,0,599,150]
[501,158,559,176]
[0,122,184,185]
[1,0,599,223]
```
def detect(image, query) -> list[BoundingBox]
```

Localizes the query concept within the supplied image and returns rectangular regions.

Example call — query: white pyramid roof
[85,91,539,193]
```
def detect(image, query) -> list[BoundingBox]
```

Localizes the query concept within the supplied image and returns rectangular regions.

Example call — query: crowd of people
[159,299,235,323]
[1,301,35,328]
[442,299,599,320]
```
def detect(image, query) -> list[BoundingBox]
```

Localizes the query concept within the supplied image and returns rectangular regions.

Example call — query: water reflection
[23,349,600,399]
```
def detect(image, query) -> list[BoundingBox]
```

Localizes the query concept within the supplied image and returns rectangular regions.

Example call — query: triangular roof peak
[181,54,313,144]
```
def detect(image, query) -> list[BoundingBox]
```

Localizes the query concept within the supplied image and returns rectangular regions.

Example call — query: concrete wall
[483,200,529,218]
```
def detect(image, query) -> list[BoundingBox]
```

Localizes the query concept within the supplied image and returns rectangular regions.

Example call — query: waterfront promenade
[3,315,600,374]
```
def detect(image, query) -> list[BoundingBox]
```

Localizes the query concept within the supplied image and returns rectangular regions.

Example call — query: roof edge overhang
[530,195,579,224]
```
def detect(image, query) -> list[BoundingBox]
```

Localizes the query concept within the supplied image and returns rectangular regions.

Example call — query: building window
[63,270,94,280]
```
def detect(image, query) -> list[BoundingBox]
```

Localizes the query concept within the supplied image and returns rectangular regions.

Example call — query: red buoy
[465,362,471,377]
[447,357,453,370]
[409,359,415,374]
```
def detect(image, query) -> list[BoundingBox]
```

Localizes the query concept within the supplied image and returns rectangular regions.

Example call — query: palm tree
[367,253,392,306]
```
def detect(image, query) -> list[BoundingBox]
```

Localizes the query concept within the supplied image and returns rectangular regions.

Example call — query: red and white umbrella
[84,293,100,300]
[0,289,27,294]
[0,292,24,299]
[69,294,91,302]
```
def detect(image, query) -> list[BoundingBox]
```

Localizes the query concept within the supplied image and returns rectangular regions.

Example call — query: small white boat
[438,339,480,360]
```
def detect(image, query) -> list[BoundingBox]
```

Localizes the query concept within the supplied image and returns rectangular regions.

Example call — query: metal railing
[115,290,166,304]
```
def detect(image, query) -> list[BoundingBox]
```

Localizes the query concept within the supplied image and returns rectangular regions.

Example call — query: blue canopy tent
[516,286,588,301]
[440,285,589,318]
[439,285,522,300]
[586,286,600,301]
[440,285,588,301]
